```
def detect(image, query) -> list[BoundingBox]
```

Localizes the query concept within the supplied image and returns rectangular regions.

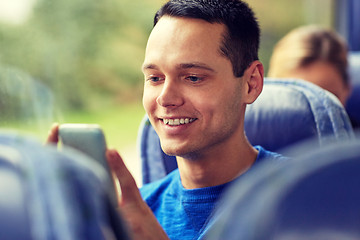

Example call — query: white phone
[59,124,108,168]
[58,123,117,203]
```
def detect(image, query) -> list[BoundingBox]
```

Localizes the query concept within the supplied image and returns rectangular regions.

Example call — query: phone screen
[59,124,108,169]
[58,124,117,204]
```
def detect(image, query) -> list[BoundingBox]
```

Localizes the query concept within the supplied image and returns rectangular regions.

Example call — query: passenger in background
[268,25,350,106]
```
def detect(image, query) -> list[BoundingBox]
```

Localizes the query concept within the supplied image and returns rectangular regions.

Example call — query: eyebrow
[178,62,216,72]
[142,62,216,73]
[142,63,158,71]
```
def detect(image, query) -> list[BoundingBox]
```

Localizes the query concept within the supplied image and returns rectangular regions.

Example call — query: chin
[161,142,187,156]
[161,144,201,160]
[161,146,181,156]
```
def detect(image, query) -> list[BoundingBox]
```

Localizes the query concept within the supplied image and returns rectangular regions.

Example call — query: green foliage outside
[0,0,160,110]
[0,0,334,150]
[0,0,161,148]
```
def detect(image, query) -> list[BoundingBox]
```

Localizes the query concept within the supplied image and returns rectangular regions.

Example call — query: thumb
[46,123,60,145]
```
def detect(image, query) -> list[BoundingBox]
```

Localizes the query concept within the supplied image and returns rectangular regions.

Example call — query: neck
[176,138,258,189]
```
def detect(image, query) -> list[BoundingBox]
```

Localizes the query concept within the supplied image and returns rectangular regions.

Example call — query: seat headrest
[245,78,354,151]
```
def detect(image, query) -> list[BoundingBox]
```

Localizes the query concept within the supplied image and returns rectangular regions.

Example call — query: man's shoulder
[254,145,290,164]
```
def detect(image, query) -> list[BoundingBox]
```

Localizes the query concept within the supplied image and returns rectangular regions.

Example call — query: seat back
[346,51,360,129]
[139,78,354,184]
[245,78,353,150]
[0,133,129,240]
[0,145,32,240]
[206,137,360,240]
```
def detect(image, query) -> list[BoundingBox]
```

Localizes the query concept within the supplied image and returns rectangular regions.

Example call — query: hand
[46,123,60,145]
[106,149,169,240]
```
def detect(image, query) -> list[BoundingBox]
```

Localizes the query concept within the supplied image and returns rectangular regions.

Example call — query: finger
[106,149,142,205]
[46,123,59,144]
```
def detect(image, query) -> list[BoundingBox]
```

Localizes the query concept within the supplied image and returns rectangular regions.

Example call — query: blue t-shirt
[140,146,286,240]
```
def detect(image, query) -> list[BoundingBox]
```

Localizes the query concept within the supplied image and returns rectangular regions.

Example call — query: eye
[146,75,164,83]
[185,75,203,83]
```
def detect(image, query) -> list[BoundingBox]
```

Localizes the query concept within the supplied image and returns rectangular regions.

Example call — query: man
[48,0,286,239]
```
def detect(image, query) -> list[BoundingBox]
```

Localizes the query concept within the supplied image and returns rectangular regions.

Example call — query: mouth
[161,118,197,126]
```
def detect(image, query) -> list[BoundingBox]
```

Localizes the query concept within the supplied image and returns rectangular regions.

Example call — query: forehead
[143,16,227,68]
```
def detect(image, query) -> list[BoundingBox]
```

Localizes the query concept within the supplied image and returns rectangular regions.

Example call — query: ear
[243,60,264,104]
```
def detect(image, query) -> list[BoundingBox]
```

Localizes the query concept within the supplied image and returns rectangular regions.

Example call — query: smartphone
[58,123,117,203]
[59,124,108,169]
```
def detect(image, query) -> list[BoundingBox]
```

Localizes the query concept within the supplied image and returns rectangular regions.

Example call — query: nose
[156,79,184,108]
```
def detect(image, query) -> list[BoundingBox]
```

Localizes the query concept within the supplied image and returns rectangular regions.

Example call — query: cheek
[199,87,242,120]
[142,88,157,115]
[219,87,244,121]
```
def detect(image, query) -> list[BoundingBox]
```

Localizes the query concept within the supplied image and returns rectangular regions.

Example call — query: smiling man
[47,0,287,239]
[136,0,287,239]
[141,15,262,189]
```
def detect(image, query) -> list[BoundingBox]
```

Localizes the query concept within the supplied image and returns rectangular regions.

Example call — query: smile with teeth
[162,118,196,126]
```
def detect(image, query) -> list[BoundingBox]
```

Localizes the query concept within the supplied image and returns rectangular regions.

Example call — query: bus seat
[139,78,354,184]
[206,137,360,240]
[244,78,354,150]
[0,145,31,240]
[0,133,129,240]
[346,51,360,130]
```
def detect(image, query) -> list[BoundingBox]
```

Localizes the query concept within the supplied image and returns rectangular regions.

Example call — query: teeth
[162,118,196,126]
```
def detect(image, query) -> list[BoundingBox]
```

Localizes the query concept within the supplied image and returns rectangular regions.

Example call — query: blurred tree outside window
[0,0,335,139]
[0,0,161,135]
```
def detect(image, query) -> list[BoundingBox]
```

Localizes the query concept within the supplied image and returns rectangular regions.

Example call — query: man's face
[142,16,247,158]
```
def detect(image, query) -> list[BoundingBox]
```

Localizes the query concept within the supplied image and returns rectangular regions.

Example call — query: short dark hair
[154,0,260,77]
